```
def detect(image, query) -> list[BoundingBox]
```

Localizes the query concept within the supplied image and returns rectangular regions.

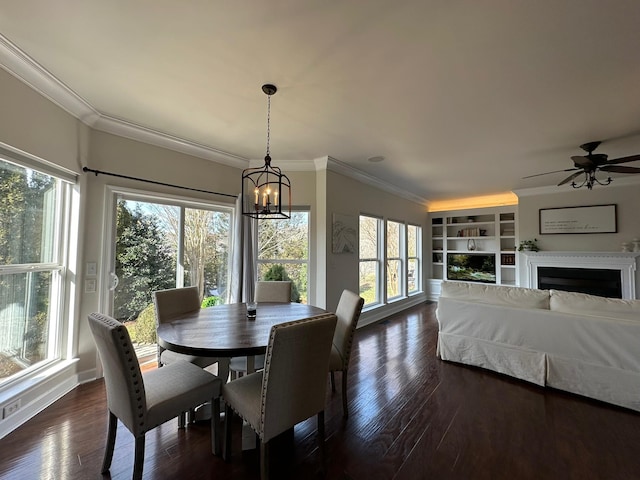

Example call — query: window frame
[359,214,383,308]
[386,219,406,302]
[407,223,422,295]
[0,152,75,387]
[106,187,235,311]
[256,207,310,304]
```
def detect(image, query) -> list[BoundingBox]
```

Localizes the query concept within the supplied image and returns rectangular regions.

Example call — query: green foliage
[258,212,308,303]
[263,264,301,302]
[128,303,157,344]
[359,286,376,305]
[518,238,539,252]
[201,296,223,308]
[0,160,56,364]
[114,201,176,321]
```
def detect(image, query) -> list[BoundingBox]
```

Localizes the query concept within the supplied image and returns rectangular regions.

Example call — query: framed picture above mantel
[539,204,617,235]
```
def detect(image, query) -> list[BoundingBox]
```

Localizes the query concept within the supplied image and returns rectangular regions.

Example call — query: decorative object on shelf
[241,84,291,219]
[633,238,640,252]
[501,254,516,265]
[518,239,539,252]
[621,242,631,253]
[458,227,482,237]
[467,239,477,251]
[522,141,640,190]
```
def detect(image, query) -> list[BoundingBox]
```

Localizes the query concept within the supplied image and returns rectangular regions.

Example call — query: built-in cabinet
[428,206,518,300]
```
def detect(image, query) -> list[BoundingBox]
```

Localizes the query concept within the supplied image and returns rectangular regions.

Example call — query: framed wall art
[539,204,617,234]
[332,213,357,253]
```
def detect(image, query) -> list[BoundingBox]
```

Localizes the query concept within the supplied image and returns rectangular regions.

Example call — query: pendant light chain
[265,93,271,158]
[241,83,291,219]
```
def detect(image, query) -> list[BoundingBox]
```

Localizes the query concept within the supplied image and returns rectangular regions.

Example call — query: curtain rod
[82,166,238,199]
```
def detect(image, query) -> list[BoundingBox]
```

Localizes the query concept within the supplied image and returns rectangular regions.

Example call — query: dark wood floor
[2,302,640,480]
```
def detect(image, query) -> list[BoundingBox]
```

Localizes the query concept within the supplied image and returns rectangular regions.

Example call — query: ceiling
[1,1,640,204]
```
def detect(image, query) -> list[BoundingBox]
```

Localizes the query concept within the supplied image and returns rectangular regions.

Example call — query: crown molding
[0,33,248,169]
[93,114,248,168]
[0,33,100,124]
[247,158,316,171]
[320,156,428,206]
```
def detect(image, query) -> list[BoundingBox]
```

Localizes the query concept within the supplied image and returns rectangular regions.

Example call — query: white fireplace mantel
[524,251,640,299]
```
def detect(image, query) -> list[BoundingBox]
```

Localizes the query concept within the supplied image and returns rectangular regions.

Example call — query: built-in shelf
[429,206,518,299]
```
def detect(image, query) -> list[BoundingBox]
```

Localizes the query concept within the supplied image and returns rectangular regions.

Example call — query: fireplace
[524,252,640,300]
[537,267,622,298]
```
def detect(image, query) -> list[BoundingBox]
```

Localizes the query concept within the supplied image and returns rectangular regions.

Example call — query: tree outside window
[359,215,382,306]
[113,198,231,352]
[407,224,421,294]
[387,220,404,300]
[257,211,309,303]
[0,157,67,384]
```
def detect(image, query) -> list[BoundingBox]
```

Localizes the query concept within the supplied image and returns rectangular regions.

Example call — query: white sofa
[436,281,640,412]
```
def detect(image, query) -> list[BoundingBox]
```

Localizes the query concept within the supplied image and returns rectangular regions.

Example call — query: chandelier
[241,84,291,219]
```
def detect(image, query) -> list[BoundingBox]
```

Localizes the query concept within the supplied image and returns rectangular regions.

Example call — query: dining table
[157,301,329,372]
[157,301,330,447]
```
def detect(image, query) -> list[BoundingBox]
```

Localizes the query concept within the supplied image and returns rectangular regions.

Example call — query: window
[257,210,309,303]
[407,224,421,294]
[359,215,382,306]
[386,220,405,300]
[0,156,71,385]
[112,194,232,361]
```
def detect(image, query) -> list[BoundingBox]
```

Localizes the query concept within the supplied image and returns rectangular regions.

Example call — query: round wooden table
[157,302,328,358]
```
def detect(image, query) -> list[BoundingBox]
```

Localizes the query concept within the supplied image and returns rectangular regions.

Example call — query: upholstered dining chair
[222,313,337,480]
[228,280,292,379]
[255,280,292,302]
[87,313,222,480]
[329,289,365,418]
[153,286,230,382]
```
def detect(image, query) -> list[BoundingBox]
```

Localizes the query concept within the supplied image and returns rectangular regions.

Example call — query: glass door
[109,193,232,364]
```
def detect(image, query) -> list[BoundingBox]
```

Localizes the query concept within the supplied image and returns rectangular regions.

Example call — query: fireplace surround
[524,251,640,299]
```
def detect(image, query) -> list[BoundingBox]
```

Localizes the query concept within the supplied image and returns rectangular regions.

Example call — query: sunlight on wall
[428,192,518,212]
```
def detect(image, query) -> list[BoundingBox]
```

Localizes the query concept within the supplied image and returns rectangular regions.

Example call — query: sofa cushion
[550,290,640,322]
[440,281,550,309]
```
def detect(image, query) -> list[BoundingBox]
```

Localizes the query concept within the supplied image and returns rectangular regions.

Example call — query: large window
[257,210,309,303]
[386,220,405,300]
[359,215,382,306]
[112,194,232,359]
[0,157,70,385]
[407,224,422,294]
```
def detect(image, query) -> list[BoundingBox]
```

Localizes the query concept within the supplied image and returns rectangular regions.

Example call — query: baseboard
[0,360,83,440]
[358,293,428,328]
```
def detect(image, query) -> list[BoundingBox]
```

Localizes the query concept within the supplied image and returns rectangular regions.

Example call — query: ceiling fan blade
[557,171,584,186]
[599,165,640,174]
[522,168,578,179]
[606,154,640,165]
[571,156,594,168]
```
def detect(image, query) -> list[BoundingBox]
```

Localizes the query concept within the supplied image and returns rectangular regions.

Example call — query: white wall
[323,168,429,320]
[516,182,640,288]
[0,68,88,173]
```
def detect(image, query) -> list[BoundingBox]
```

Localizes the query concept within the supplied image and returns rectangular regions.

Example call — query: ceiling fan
[523,141,640,189]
